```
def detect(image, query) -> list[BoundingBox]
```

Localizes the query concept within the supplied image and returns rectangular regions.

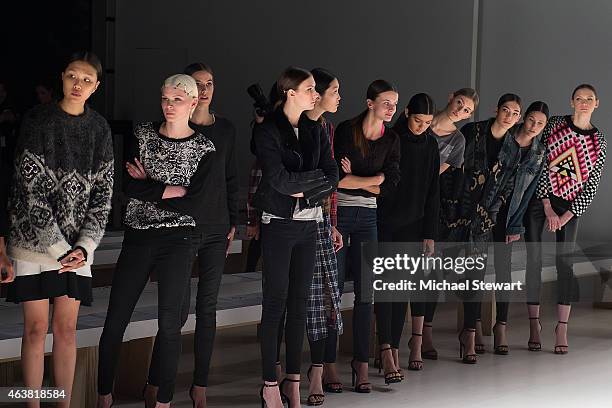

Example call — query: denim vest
[505,129,546,235]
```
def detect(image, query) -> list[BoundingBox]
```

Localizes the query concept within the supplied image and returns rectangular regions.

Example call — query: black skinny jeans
[375,219,431,348]
[473,205,513,323]
[148,229,227,388]
[98,228,197,403]
[524,199,580,305]
[260,219,317,381]
[327,206,377,363]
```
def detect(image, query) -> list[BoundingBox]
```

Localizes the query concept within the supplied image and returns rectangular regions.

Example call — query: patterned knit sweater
[8,103,114,270]
[123,122,215,230]
[536,115,607,217]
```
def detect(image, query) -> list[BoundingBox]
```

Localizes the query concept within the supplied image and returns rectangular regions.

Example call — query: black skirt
[6,270,93,306]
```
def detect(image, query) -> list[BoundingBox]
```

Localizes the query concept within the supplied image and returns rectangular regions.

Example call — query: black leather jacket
[252,108,338,219]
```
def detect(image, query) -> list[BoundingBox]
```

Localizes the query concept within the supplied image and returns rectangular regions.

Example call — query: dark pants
[260,219,317,381]
[245,235,262,272]
[148,229,227,387]
[98,228,197,403]
[375,219,430,348]
[326,206,377,363]
[524,199,580,305]
[473,205,513,323]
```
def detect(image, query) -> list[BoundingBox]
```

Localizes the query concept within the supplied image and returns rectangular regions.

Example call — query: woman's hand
[559,211,575,229]
[126,158,147,180]
[341,157,352,174]
[162,185,187,199]
[331,226,343,252]
[0,239,14,283]
[226,226,236,257]
[543,200,561,232]
[423,239,435,256]
[506,234,521,244]
[59,248,86,273]
[375,172,385,185]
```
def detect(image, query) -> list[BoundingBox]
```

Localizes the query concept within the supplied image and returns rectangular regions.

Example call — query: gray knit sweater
[8,103,114,273]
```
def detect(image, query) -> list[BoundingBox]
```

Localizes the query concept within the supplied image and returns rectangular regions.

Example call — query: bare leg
[51,296,80,408]
[21,300,50,408]
[555,304,571,353]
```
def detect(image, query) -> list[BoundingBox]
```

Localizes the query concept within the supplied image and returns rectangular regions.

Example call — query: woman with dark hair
[97,74,215,408]
[526,84,606,355]
[375,93,439,377]
[6,51,113,408]
[141,61,239,408]
[481,101,549,355]
[452,93,524,364]
[332,79,400,391]
[302,67,343,405]
[253,66,338,408]
[418,88,478,361]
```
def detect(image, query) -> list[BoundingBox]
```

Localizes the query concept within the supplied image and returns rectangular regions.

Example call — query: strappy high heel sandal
[259,382,279,408]
[421,323,438,360]
[280,377,301,407]
[306,364,325,406]
[322,363,343,393]
[493,321,509,355]
[408,333,424,371]
[458,328,477,364]
[391,347,404,380]
[528,317,542,351]
[474,319,485,354]
[554,321,569,355]
[378,347,402,384]
[350,359,372,393]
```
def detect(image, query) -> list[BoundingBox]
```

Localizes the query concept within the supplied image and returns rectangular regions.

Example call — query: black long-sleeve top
[333,119,401,198]
[378,122,440,239]
[0,150,9,238]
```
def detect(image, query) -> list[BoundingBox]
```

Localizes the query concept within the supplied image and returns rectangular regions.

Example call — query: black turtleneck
[378,121,440,239]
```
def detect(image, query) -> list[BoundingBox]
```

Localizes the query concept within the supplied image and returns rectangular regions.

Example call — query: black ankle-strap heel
[493,321,509,355]
[528,317,542,351]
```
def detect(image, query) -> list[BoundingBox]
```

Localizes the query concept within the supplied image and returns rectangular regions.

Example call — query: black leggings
[375,219,432,347]
[98,228,197,403]
[148,229,227,388]
[525,199,580,305]
[260,219,317,381]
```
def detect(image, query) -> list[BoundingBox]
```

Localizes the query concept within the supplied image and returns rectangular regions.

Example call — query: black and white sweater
[8,103,114,270]
[123,122,215,230]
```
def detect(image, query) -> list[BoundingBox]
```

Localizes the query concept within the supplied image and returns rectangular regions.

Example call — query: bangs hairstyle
[497,93,522,111]
[525,101,550,120]
[572,83,598,99]
[352,79,398,157]
[450,87,480,110]
[184,62,214,77]
[65,51,103,80]
[311,67,337,96]
[277,66,312,103]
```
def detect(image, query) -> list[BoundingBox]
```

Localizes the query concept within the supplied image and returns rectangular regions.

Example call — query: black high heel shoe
[528,317,542,351]
[350,359,372,393]
[307,364,325,406]
[280,377,300,407]
[474,319,485,354]
[421,323,438,360]
[458,328,477,364]
[554,321,569,354]
[378,347,402,384]
[259,382,279,408]
[322,363,343,394]
[408,333,424,371]
[391,347,404,380]
[493,321,509,355]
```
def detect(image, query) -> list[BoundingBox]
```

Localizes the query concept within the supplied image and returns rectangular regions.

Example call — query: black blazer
[252,108,338,219]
